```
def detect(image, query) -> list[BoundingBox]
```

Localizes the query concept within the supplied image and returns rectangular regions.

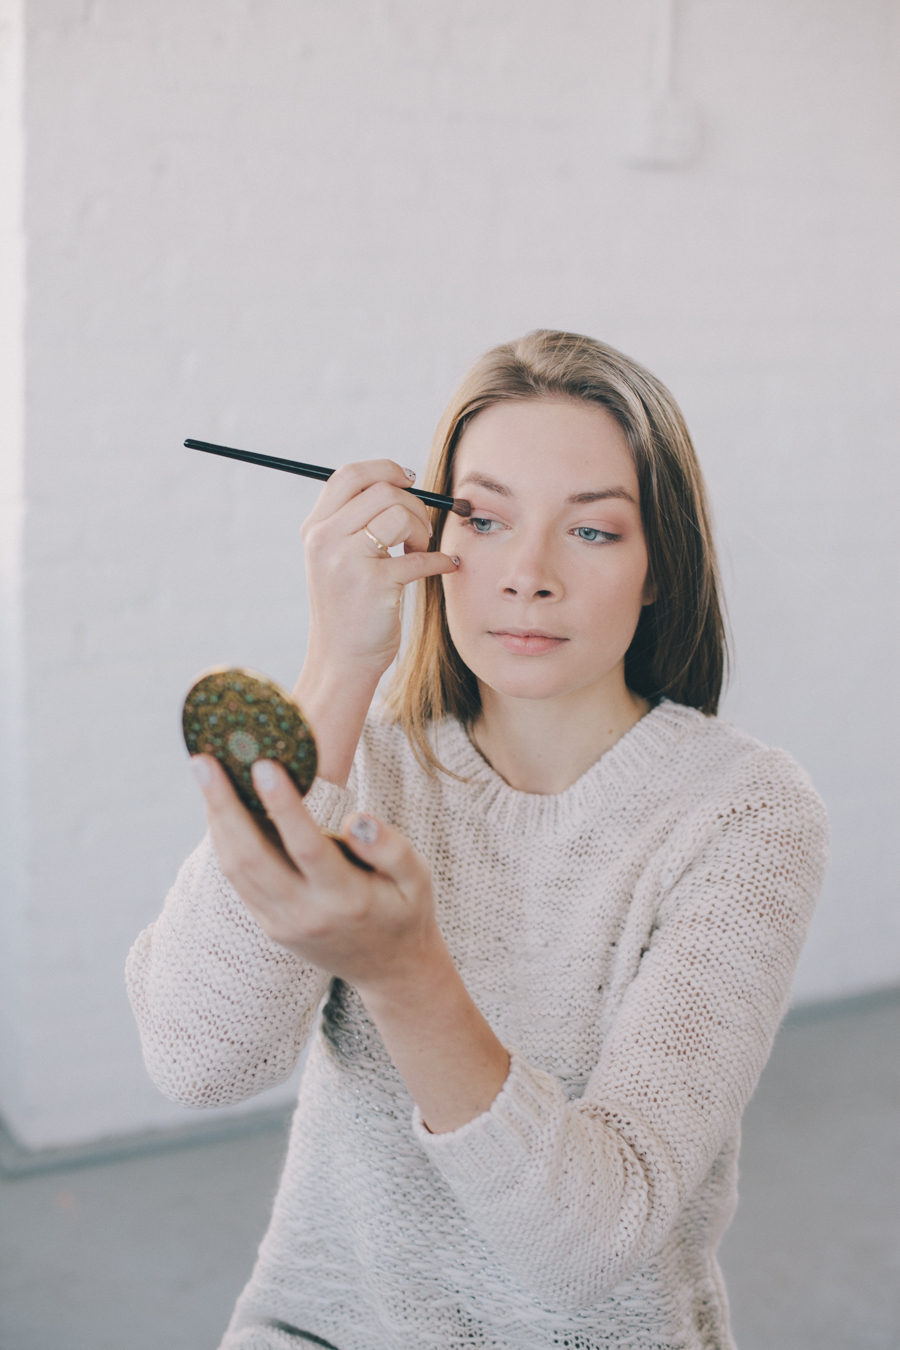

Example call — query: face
[440,399,654,705]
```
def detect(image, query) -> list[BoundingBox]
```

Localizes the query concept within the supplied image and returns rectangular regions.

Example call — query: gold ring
[363,526,390,556]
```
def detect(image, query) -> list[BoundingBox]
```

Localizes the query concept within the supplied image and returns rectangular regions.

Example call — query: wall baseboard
[783,983,900,1027]
[0,1101,294,1179]
[3,984,898,1179]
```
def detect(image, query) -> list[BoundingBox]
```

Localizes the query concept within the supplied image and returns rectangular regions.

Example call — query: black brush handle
[186,439,334,482]
[184,438,462,512]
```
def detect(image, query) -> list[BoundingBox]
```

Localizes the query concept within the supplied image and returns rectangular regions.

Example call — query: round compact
[182,667,317,816]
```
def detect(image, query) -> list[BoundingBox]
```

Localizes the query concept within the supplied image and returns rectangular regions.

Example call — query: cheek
[442,561,484,637]
[580,551,650,628]
[438,517,468,557]
[439,525,494,607]
[441,548,507,662]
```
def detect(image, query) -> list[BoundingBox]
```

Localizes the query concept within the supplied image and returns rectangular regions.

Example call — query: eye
[466,516,504,534]
[572,526,620,544]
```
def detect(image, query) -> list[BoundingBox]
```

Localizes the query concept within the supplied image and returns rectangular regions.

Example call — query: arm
[193,755,511,1126]
[127,458,455,1104]
[125,776,351,1108]
[409,753,830,1308]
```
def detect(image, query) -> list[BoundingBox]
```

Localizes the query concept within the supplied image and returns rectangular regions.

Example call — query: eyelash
[464,517,621,545]
[573,526,621,544]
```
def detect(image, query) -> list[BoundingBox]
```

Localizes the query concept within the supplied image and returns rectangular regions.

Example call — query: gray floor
[1,992,898,1350]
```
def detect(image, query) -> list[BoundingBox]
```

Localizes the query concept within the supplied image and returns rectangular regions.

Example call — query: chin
[474,660,589,703]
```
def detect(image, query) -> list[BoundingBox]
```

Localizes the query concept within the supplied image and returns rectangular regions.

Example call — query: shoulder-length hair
[384,330,727,774]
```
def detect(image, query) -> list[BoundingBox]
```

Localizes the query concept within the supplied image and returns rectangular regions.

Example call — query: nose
[499,530,561,602]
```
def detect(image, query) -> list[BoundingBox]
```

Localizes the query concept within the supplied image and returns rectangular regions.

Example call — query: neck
[469,670,650,794]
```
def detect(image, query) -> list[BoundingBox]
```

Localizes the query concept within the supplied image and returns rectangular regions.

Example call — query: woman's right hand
[294,460,458,784]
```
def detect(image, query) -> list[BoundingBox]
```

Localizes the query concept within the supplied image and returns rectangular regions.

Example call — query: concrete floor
[1,991,898,1350]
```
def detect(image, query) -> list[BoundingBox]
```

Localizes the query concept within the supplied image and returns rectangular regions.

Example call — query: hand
[194,754,443,992]
[300,459,458,682]
[295,459,459,786]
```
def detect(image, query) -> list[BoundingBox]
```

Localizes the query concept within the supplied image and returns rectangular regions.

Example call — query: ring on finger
[363,526,390,556]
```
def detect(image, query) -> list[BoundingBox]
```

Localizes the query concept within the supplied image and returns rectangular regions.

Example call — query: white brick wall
[1,0,898,1147]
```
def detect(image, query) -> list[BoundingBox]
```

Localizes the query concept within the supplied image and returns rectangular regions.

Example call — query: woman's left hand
[192,754,441,992]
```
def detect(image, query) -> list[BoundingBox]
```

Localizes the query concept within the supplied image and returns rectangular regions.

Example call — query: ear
[642,572,657,605]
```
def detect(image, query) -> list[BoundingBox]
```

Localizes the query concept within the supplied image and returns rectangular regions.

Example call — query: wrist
[295,651,381,710]
[357,933,511,1134]
[294,659,380,786]
[355,926,456,1014]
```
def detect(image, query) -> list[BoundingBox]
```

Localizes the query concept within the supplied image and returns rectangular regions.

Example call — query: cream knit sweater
[126,702,828,1350]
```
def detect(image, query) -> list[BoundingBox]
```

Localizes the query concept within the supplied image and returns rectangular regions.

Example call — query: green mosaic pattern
[182,667,317,815]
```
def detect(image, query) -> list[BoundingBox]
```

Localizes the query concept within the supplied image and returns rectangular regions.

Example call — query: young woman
[127,331,828,1350]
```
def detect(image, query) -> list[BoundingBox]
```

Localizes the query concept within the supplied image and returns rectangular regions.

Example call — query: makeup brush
[185,439,472,517]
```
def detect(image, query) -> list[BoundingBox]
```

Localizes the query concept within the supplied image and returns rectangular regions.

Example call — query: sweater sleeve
[412,749,829,1310]
[125,776,355,1108]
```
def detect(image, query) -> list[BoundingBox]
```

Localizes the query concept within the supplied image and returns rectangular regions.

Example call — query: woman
[127,331,828,1349]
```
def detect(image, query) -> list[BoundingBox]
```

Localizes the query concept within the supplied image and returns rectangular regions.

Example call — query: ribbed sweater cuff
[304,777,357,834]
[410,1049,558,1185]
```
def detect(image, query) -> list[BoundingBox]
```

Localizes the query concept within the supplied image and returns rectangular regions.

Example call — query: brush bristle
[450,498,472,518]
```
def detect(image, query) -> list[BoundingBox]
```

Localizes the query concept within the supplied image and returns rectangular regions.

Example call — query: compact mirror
[183,666,317,815]
[182,666,372,869]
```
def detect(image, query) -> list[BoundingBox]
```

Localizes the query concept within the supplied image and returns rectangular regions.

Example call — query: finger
[190,755,301,899]
[364,502,431,554]
[385,549,459,585]
[328,478,432,540]
[303,460,419,527]
[250,758,347,883]
[303,485,432,565]
[340,812,430,897]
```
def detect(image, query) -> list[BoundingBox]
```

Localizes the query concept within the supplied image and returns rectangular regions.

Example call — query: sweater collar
[428,700,709,830]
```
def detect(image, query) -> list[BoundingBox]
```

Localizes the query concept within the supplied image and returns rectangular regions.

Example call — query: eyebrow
[567,487,636,505]
[455,473,513,497]
[455,473,636,506]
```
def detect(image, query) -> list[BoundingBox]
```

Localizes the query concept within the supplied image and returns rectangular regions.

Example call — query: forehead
[453,398,637,491]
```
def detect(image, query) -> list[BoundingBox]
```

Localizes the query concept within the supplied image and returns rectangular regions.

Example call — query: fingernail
[191,757,212,788]
[428,521,433,537]
[252,759,278,792]
[349,814,380,845]
[403,467,416,482]
[451,556,460,566]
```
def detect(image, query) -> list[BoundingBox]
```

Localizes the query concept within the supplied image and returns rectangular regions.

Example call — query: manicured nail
[191,757,212,788]
[349,814,380,845]
[403,467,416,482]
[428,521,433,537]
[251,759,278,792]
[451,556,460,566]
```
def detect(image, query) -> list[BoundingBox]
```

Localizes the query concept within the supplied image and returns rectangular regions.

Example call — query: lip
[490,629,568,656]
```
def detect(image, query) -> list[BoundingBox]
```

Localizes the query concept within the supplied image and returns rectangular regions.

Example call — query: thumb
[340,813,430,896]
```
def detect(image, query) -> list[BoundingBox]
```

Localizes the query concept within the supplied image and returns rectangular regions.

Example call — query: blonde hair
[384,330,727,774]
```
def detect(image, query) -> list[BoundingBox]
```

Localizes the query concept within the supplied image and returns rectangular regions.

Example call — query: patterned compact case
[182,666,371,869]
[183,667,317,815]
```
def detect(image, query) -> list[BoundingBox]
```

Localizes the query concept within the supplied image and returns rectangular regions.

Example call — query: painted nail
[349,814,380,845]
[451,556,460,566]
[191,757,212,788]
[252,759,279,792]
[403,467,416,482]
[428,521,433,537]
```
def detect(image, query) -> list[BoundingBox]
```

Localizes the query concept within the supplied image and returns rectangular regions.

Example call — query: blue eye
[470,516,498,533]
[574,527,617,543]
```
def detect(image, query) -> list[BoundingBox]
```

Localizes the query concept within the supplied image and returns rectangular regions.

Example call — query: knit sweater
[126,701,828,1350]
